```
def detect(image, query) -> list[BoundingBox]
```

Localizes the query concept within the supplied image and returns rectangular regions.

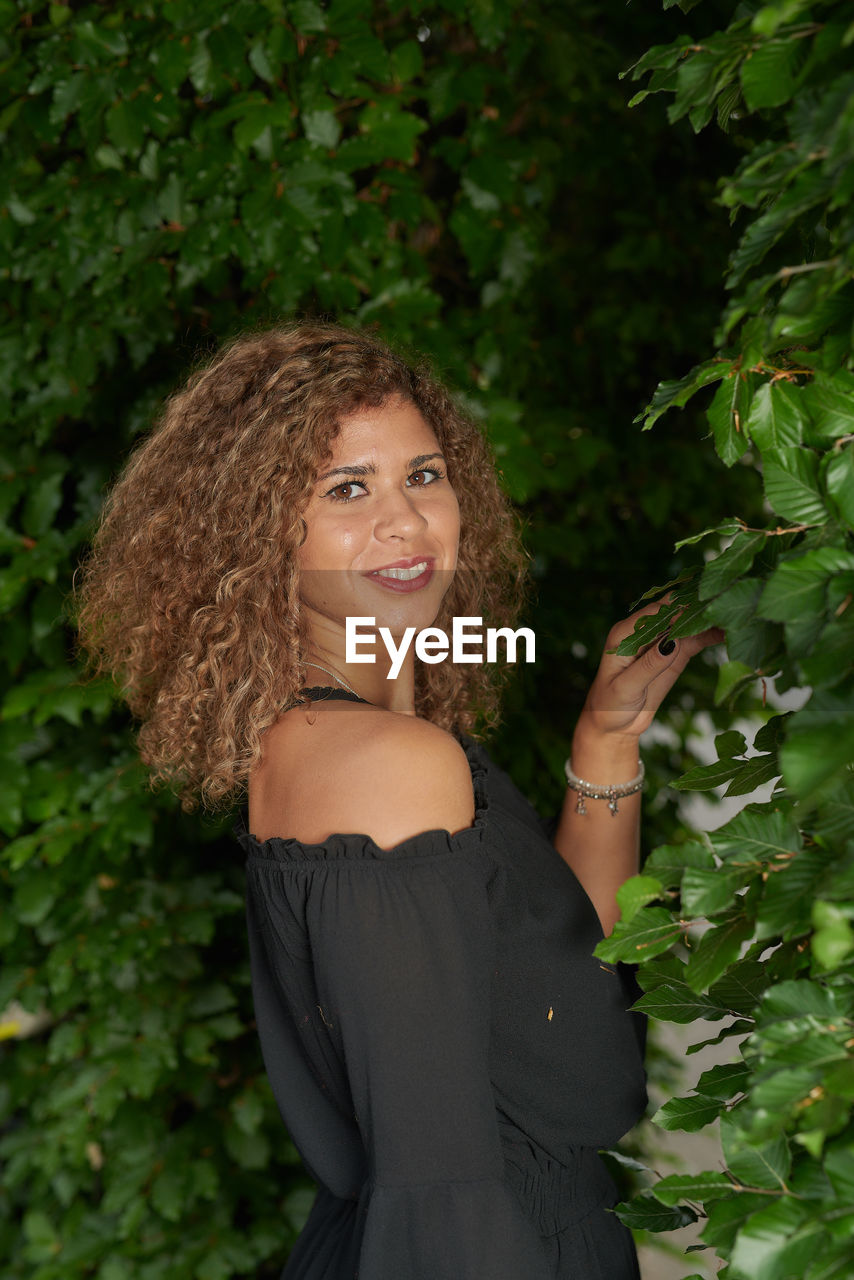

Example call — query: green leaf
[814,780,854,843]
[699,531,767,600]
[357,101,425,162]
[188,983,237,1018]
[23,1210,59,1254]
[95,143,124,171]
[717,729,749,758]
[614,598,682,655]
[20,470,64,537]
[195,1250,232,1280]
[616,874,664,923]
[234,99,293,152]
[751,1065,820,1112]
[670,38,744,133]
[702,1188,770,1250]
[781,700,854,800]
[13,876,58,927]
[290,0,327,33]
[811,900,854,970]
[633,981,727,1023]
[728,1194,825,1280]
[635,955,688,990]
[707,373,751,466]
[685,916,753,991]
[157,172,184,224]
[723,753,781,798]
[754,715,788,754]
[740,37,800,111]
[644,841,715,889]
[622,34,694,84]
[594,907,684,963]
[189,38,216,95]
[711,805,801,865]
[248,41,275,84]
[801,371,854,444]
[687,1019,756,1054]
[744,380,805,450]
[675,517,743,550]
[758,547,854,621]
[716,659,757,703]
[614,1192,697,1231]
[752,2,813,37]
[757,843,836,940]
[150,40,191,93]
[630,570,698,608]
[303,109,341,149]
[653,1092,724,1132]
[151,1166,188,1222]
[230,1087,265,1135]
[667,591,719,641]
[682,866,751,915]
[762,446,829,525]
[824,1143,854,1201]
[391,40,424,83]
[710,958,770,1013]
[637,358,731,429]
[671,758,741,792]
[653,1171,736,1204]
[721,1112,791,1189]
[800,607,854,688]
[824,445,854,529]
[760,977,842,1021]
[224,1125,271,1170]
[601,1150,657,1176]
[106,100,146,156]
[696,1061,751,1099]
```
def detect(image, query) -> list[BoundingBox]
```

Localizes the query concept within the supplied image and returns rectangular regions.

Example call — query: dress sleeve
[304,843,552,1280]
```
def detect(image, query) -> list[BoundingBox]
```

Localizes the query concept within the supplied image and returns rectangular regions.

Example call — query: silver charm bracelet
[564,759,645,816]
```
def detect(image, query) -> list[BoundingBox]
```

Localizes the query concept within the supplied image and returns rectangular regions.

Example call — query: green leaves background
[602,4,854,1276]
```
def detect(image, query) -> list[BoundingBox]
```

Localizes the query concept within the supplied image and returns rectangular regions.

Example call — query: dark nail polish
[658,638,676,656]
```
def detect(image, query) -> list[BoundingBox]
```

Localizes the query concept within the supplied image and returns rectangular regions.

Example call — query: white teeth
[377,561,429,581]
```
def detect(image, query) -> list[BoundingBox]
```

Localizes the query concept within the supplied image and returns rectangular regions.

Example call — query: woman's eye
[407,468,444,487]
[326,479,368,502]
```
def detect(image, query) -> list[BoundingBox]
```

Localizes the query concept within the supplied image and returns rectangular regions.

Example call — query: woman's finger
[610,624,725,709]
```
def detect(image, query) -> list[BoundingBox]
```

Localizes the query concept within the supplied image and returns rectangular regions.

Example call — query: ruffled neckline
[237,732,489,863]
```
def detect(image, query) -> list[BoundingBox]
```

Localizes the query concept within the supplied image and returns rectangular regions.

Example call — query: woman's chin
[357,595,444,640]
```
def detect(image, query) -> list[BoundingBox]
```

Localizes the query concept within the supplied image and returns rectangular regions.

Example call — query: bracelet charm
[564,759,645,816]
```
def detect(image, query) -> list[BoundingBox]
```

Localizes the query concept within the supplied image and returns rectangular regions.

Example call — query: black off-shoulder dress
[238,689,648,1279]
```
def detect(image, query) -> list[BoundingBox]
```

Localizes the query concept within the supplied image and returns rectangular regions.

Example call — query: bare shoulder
[249,702,475,848]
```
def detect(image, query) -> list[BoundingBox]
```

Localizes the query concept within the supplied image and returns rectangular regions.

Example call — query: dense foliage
[595,3,854,1277]
[0,0,783,1276]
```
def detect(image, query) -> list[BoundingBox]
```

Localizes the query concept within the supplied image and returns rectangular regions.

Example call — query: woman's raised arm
[553,600,723,934]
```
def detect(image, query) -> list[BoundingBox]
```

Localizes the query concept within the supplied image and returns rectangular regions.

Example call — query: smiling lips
[364,557,436,593]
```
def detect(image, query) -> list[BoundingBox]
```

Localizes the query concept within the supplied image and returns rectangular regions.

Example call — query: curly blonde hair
[75,322,529,809]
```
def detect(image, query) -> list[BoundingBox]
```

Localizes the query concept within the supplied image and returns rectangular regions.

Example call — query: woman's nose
[373,486,429,540]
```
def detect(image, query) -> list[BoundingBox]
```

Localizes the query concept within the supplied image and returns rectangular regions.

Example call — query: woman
[77,322,722,1279]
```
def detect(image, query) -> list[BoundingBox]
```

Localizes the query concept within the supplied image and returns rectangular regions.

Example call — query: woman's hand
[578,596,724,742]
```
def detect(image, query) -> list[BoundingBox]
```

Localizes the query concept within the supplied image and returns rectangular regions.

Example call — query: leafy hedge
[597,4,854,1277]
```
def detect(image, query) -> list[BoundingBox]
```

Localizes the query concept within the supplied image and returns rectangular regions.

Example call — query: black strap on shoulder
[298,686,371,705]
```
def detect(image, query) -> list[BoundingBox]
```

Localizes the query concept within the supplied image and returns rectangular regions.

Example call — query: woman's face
[297,396,461,639]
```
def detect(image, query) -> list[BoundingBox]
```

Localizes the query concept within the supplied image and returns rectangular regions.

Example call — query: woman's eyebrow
[315,452,446,484]
[409,452,446,470]
[316,462,376,483]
